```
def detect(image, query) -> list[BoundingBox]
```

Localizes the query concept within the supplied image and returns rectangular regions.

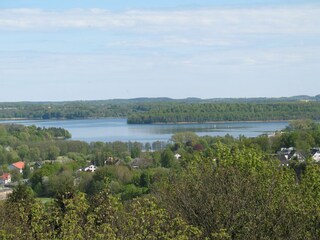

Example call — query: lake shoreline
[0,118,289,143]
[1,118,291,125]
[0,117,124,122]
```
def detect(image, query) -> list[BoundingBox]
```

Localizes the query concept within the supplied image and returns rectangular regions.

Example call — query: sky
[0,0,320,101]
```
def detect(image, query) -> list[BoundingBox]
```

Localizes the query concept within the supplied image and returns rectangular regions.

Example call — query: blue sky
[1,0,318,9]
[1,0,320,101]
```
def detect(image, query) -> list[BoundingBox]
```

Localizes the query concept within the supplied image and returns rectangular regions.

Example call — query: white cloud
[1,5,320,101]
[0,7,320,36]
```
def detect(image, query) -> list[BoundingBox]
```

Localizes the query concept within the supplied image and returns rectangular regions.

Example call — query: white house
[84,165,97,172]
[312,149,320,162]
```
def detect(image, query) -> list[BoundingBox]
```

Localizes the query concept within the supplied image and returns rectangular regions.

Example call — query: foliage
[1,99,320,123]
[158,145,316,239]
[128,102,320,123]
[0,184,200,239]
[0,124,72,165]
[160,149,176,168]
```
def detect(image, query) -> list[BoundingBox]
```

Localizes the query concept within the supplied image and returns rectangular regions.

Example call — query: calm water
[0,118,288,143]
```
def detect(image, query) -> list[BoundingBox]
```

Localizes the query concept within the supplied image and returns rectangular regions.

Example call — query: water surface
[0,118,288,143]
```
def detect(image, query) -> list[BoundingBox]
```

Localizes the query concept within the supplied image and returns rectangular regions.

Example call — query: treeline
[0,102,138,119]
[1,95,320,120]
[0,124,71,143]
[127,102,320,123]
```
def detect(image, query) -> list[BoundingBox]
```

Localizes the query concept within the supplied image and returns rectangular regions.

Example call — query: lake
[0,118,288,143]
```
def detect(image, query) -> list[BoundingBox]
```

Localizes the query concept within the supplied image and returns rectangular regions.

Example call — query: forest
[1,120,320,238]
[1,96,320,122]
[127,102,320,124]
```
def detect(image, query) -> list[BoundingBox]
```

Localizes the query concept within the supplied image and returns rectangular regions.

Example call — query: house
[34,162,43,169]
[105,157,122,165]
[4,146,12,152]
[278,154,290,167]
[84,165,97,172]
[0,173,11,185]
[311,148,320,162]
[8,161,25,173]
[130,158,152,169]
[313,152,320,162]
[277,147,305,166]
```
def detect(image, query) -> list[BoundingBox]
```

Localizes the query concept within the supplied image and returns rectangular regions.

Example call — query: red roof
[12,161,25,170]
[0,173,11,180]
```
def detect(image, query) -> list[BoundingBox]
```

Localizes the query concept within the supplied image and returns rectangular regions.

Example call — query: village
[1,144,320,201]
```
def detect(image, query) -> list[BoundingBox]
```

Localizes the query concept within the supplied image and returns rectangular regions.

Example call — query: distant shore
[0,118,29,121]
[0,117,123,121]
[151,120,290,125]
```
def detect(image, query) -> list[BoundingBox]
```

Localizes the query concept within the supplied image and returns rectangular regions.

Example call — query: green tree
[48,171,75,199]
[158,144,307,239]
[16,144,29,161]
[171,132,199,146]
[47,145,60,160]
[130,142,142,159]
[22,164,31,179]
[29,147,41,162]
[160,149,175,168]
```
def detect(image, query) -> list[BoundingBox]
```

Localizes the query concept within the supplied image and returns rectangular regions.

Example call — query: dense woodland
[0,101,135,119]
[1,120,320,238]
[127,102,320,124]
[1,96,320,122]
